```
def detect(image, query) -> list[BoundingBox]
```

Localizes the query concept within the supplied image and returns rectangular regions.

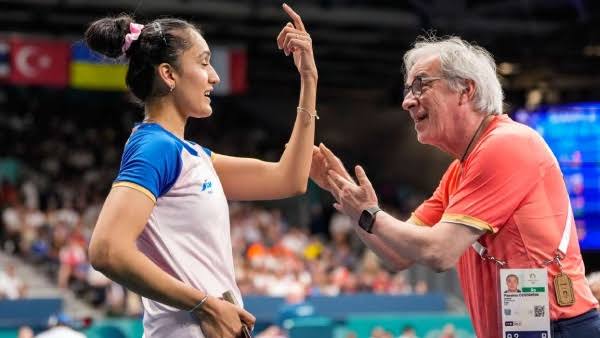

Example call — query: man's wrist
[358,205,382,233]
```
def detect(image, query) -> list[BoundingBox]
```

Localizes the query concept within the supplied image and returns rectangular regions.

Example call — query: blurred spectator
[256,326,287,338]
[439,324,456,338]
[398,325,418,338]
[0,179,19,207]
[17,326,34,338]
[124,289,143,316]
[2,200,24,253]
[277,282,316,326]
[587,271,600,302]
[0,263,27,299]
[370,326,393,338]
[35,313,86,338]
[388,272,412,295]
[329,212,352,238]
[106,283,126,315]
[414,279,429,294]
[57,234,86,289]
[85,267,111,306]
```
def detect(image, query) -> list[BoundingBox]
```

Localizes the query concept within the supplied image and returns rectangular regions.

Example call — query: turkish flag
[9,38,70,87]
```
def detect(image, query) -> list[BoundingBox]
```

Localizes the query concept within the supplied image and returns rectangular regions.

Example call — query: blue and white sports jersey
[114,123,240,338]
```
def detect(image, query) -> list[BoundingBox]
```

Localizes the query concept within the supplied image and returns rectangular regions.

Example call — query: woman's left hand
[277,3,318,80]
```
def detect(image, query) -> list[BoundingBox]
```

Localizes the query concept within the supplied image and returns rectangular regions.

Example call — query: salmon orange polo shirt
[409,115,597,338]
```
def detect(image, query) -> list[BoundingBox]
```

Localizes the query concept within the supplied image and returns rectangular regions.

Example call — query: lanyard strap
[472,201,573,265]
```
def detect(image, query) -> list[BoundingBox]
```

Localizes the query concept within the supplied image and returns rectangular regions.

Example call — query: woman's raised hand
[277,3,318,80]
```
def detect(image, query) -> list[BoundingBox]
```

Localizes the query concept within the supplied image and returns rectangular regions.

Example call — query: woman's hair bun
[85,14,134,58]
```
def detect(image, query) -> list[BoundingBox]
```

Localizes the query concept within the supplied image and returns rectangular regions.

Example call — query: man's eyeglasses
[403,76,443,98]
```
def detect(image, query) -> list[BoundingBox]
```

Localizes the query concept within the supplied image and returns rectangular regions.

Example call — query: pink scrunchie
[122,22,145,53]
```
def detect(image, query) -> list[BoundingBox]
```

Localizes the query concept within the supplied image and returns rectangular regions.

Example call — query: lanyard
[471,202,572,266]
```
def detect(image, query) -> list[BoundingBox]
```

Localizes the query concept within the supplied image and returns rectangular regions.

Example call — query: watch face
[359,210,372,231]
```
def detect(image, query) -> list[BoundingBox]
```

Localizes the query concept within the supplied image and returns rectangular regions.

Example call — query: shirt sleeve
[202,146,215,160]
[443,133,545,233]
[410,161,459,227]
[113,134,182,203]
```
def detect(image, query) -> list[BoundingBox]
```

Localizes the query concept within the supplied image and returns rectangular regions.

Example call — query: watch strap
[367,206,382,215]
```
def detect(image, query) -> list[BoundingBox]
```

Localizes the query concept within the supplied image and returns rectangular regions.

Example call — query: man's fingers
[355,165,372,187]
[282,3,306,32]
[327,175,342,200]
[327,172,342,190]
[333,202,343,212]
[328,170,354,188]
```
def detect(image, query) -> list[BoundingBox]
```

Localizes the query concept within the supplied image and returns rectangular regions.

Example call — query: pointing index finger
[282,3,306,32]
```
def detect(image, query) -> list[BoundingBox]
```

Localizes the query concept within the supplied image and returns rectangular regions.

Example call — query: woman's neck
[144,98,187,139]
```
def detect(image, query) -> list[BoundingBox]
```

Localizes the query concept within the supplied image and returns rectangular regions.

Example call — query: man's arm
[327,166,485,272]
[354,223,415,271]
[371,212,484,272]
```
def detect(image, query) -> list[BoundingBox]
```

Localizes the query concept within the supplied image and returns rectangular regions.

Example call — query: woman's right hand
[194,296,255,338]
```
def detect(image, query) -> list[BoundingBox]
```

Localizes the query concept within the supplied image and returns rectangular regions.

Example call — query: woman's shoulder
[119,125,185,166]
[126,123,182,151]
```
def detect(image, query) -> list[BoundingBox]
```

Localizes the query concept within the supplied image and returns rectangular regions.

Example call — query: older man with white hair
[310,36,600,338]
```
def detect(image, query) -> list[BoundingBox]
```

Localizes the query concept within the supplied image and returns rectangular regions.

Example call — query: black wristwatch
[358,206,382,233]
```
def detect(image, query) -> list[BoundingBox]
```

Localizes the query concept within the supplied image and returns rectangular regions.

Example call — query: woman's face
[171,29,220,119]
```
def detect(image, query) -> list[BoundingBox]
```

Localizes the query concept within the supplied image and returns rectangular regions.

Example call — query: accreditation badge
[500,269,551,338]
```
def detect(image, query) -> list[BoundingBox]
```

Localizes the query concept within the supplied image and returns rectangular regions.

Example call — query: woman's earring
[169,84,175,92]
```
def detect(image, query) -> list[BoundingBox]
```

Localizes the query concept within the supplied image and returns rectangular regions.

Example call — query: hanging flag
[0,40,9,81]
[70,41,127,91]
[211,46,247,96]
[9,37,70,87]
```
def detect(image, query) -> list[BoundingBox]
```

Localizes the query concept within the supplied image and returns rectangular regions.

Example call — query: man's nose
[402,92,417,111]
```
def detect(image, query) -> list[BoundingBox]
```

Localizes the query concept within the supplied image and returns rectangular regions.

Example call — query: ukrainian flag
[70,41,127,91]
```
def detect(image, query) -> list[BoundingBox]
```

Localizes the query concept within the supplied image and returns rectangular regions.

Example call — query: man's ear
[459,79,476,106]
[156,62,177,90]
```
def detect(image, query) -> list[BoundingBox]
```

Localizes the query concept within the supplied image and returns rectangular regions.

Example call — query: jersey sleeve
[410,161,459,227]
[443,134,545,233]
[113,134,182,203]
[202,146,215,160]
